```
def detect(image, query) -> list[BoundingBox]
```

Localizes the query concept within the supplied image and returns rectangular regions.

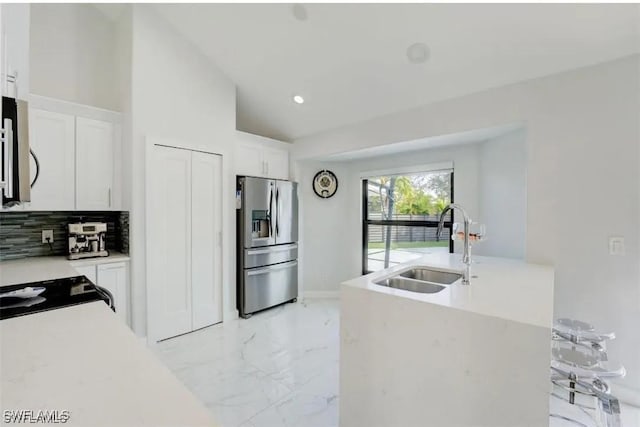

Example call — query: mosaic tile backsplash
[0,211,129,260]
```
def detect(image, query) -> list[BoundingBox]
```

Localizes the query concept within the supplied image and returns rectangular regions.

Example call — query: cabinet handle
[99,263,125,271]
[266,162,269,176]
[108,187,112,207]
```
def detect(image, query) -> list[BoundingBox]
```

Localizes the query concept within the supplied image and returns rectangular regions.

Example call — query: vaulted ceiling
[153,4,639,141]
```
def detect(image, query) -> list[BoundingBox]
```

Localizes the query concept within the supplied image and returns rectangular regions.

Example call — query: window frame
[361,171,454,275]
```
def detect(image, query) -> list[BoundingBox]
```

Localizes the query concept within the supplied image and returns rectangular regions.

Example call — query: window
[362,169,454,273]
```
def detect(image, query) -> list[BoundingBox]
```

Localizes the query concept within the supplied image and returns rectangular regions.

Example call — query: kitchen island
[340,253,554,427]
[0,301,216,426]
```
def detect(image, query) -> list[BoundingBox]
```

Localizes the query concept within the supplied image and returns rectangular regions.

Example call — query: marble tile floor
[152,299,340,427]
[152,298,639,427]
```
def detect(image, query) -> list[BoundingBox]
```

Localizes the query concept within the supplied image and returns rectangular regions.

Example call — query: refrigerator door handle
[268,185,274,237]
[275,187,279,237]
[247,261,297,276]
[247,244,297,256]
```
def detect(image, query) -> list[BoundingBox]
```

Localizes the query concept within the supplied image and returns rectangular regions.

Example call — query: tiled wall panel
[0,211,129,260]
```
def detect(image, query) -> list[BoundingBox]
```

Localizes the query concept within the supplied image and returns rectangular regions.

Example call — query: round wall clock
[313,170,338,199]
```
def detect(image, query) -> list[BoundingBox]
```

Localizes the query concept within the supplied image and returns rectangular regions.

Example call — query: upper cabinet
[234,131,290,180]
[21,97,122,211]
[262,148,289,180]
[28,109,75,210]
[235,143,265,177]
[76,117,115,210]
[1,4,30,100]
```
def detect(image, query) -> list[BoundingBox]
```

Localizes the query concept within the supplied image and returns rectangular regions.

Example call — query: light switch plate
[42,229,54,244]
[609,236,625,256]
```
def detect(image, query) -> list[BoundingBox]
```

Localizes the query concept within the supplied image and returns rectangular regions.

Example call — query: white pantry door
[149,145,193,341]
[191,151,223,329]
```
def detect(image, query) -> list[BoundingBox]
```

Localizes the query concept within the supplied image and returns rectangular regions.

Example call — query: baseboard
[612,382,640,407]
[303,291,340,299]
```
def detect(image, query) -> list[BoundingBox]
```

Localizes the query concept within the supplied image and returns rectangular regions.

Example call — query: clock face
[313,170,338,198]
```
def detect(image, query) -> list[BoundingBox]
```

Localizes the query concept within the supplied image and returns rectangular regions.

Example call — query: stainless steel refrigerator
[237,176,298,318]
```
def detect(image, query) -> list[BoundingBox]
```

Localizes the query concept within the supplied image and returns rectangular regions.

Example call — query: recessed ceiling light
[293,95,305,104]
[406,42,430,64]
[292,4,308,21]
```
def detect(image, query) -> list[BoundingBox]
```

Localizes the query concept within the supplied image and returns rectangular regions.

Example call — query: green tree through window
[363,170,453,273]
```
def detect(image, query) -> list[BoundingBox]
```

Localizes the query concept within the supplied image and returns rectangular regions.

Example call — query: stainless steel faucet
[437,203,471,285]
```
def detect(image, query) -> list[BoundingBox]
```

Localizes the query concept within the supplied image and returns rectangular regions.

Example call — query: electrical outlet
[42,229,54,244]
[609,236,625,256]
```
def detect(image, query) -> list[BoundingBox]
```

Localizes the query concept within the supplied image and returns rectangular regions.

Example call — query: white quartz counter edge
[0,252,130,287]
[342,253,554,329]
[0,301,216,426]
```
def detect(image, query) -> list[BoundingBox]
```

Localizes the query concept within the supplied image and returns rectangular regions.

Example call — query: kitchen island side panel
[340,284,551,427]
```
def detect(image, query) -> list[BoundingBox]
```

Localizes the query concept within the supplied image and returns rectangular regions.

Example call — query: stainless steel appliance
[237,177,298,318]
[1,96,36,206]
[68,222,109,260]
[0,276,114,320]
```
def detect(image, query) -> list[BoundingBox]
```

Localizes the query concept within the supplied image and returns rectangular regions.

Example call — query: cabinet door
[97,262,128,324]
[235,143,265,177]
[263,148,289,180]
[191,151,223,329]
[72,264,97,284]
[28,109,75,210]
[75,117,114,210]
[148,145,193,341]
[1,4,30,100]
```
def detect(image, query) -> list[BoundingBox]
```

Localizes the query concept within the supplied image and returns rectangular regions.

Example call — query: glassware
[451,222,486,243]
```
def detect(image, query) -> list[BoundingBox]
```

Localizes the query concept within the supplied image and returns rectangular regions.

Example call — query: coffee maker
[68,222,109,260]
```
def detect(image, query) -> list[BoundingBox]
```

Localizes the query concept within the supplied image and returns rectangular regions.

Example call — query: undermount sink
[399,267,463,285]
[374,277,445,294]
[373,266,463,294]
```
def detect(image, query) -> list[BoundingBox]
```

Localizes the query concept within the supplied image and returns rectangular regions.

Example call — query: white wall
[30,4,118,110]
[293,56,640,397]
[295,143,481,296]
[475,129,527,259]
[125,5,237,337]
[296,161,360,296]
[114,7,132,212]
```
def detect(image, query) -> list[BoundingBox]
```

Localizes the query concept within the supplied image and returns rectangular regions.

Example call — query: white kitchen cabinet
[1,4,30,100]
[262,147,289,180]
[75,117,115,210]
[234,133,290,180]
[71,260,129,326]
[148,144,223,342]
[73,264,97,284]
[97,262,128,324]
[235,143,264,177]
[24,97,121,211]
[28,109,76,210]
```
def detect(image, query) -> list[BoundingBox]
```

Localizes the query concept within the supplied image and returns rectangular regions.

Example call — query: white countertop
[0,252,130,287]
[0,301,216,426]
[342,253,554,329]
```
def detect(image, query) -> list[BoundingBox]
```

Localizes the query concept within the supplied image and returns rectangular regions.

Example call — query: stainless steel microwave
[1,96,33,206]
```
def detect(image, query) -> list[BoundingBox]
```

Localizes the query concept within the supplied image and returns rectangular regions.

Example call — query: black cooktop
[0,275,112,320]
